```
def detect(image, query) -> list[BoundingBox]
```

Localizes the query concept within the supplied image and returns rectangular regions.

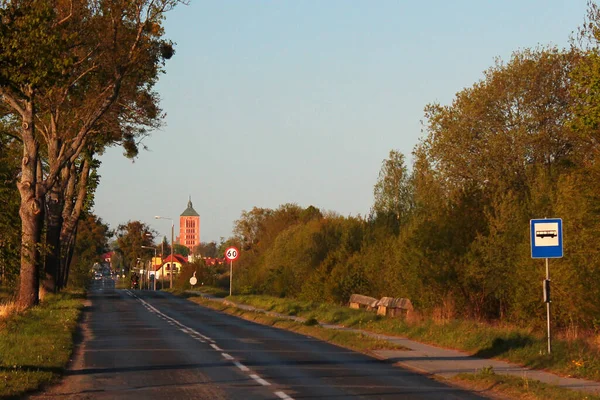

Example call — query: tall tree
[115,221,155,275]
[422,48,580,200]
[67,213,110,288]
[0,0,180,307]
[370,149,414,232]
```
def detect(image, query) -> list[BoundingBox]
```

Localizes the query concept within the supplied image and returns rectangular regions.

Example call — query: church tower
[179,197,200,252]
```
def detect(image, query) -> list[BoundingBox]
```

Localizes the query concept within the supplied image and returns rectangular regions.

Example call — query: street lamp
[155,216,175,289]
[141,245,157,290]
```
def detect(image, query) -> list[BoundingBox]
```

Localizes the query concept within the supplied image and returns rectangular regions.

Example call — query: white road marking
[250,374,271,386]
[234,361,249,372]
[134,294,293,397]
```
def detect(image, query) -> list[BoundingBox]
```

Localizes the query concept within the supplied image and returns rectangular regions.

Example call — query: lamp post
[141,246,157,290]
[155,216,175,289]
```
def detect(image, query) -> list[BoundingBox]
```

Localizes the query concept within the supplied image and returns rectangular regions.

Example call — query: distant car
[94,272,102,280]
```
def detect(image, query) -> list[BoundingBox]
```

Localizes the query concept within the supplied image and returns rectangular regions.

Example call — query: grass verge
[210,294,600,383]
[182,286,229,298]
[187,296,407,353]
[0,291,85,399]
[451,367,600,400]
[187,292,600,398]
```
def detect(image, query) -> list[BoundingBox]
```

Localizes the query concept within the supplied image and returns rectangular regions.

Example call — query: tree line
[223,6,600,328]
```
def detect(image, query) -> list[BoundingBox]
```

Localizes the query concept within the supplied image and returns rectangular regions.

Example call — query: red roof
[162,254,188,264]
[204,257,225,266]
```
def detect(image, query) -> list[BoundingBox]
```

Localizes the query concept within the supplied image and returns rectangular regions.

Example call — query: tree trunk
[61,224,78,288]
[59,158,91,288]
[17,98,43,309]
[43,184,63,294]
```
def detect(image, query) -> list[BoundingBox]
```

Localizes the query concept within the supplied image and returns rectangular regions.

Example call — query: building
[178,197,200,252]
[154,254,188,280]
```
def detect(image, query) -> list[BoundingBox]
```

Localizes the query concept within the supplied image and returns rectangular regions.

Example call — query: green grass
[217,295,600,383]
[187,285,229,298]
[0,291,84,399]
[188,296,407,353]
[452,367,600,400]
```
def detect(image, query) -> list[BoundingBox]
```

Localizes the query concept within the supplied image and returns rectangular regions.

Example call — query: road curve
[29,281,489,399]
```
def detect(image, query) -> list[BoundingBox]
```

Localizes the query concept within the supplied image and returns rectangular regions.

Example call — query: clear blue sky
[93,0,588,244]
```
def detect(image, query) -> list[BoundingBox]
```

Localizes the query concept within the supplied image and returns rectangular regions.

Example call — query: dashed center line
[234,361,250,372]
[250,374,271,386]
[126,291,294,399]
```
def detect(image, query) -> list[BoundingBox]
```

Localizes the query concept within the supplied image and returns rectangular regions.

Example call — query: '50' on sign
[225,247,239,261]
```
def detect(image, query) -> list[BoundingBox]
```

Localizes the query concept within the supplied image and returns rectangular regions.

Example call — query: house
[154,254,188,280]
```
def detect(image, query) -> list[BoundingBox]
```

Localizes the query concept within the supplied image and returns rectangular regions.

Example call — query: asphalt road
[30,279,489,399]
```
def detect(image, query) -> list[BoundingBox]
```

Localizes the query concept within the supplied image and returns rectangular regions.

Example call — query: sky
[93,0,589,244]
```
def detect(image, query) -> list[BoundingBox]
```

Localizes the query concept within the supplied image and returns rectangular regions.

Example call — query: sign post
[530,218,563,354]
[225,247,239,296]
[189,271,197,287]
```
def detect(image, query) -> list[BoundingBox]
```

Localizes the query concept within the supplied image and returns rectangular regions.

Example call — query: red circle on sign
[225,247,239,261]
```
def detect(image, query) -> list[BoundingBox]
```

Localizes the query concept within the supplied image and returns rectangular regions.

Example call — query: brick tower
[179,197,200,252]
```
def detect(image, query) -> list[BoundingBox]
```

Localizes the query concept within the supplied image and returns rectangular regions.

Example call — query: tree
[115,221,155,275]
[160,236,170,256]
[194,241,218,258]
[370,149,414,232]
[233,207,274,251]
[422,48,580,200]
[0,0,181,308]
[173,243,189,257]
[411,46,585,321]
[571,2,600,164]
[68,213,110,288]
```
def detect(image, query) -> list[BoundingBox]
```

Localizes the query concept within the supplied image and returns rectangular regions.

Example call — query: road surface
[30,279,489,399]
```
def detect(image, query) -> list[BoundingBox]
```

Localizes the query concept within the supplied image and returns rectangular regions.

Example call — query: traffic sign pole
[224,247,239,297]
[530,218,562,355]
[546,258,551,354]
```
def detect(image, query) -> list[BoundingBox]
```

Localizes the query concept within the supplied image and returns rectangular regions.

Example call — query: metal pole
[170,221,174,289]
[546,258,551,354]
[146,260,151,290]
[229,260,233,296]
[161,242,165,290]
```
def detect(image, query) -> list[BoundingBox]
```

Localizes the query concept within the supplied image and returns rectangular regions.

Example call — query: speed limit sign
[225,247,239,261]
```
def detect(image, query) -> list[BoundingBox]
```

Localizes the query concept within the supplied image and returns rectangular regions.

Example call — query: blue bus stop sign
[530,218,563,259]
